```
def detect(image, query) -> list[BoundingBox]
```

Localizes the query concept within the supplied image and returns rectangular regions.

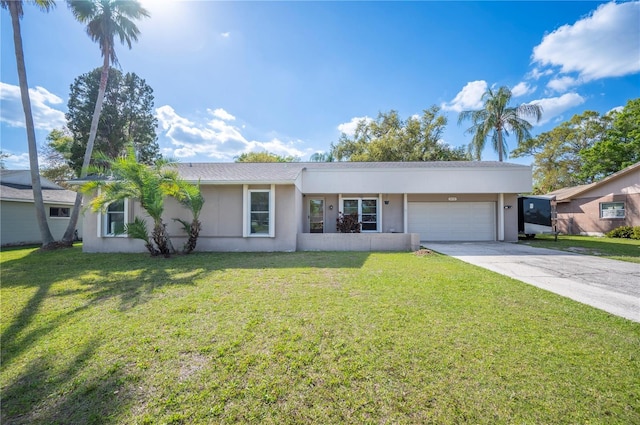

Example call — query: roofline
[186,180,298,185]
[554,161,640,201]
[0,197,77,205]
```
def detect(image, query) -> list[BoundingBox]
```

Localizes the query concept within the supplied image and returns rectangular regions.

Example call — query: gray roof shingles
[175,161,528,182]
[0,183,78,204]
[1,170,79,203]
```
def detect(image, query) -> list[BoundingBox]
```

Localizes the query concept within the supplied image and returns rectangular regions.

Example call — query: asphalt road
[424,242,640,323]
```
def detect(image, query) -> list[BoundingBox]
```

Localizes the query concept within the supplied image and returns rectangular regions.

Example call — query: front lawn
[519,234,640,263]
[1,246,639,424]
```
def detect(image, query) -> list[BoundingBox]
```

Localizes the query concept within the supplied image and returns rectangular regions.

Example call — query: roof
[0,169,61,189]
[548,161,640,202]
[175,162,306,183]
[175,160,528,183]
[1,170,79,204]
[70,161,529,185]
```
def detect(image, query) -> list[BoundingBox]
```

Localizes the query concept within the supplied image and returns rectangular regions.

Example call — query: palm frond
[173,218,191,234]
[124,217,150,241]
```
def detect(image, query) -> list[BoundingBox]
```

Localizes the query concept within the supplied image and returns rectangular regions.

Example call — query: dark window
[50,207,70,218]
[249,191,270,235]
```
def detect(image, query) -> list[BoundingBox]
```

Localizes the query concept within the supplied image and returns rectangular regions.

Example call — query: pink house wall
[555,169,640,235]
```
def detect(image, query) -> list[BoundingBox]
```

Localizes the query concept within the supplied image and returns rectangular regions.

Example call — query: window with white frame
[102,199,127,236]
[49,207,70,218]
[248,189,272,236]
[600,202,625,219]
[341,198,378,232]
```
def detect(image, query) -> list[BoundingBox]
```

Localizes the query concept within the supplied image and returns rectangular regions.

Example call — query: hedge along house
[80,161,532,253]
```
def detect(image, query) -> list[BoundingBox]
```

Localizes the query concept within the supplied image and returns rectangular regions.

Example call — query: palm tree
[2,0,56,248]
[172,182,205,254]
[82,147,179,257]
[458,86,543,161]
[62,0,150,244]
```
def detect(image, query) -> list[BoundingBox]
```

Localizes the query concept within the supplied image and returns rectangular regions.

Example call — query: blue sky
[1,1,639,168]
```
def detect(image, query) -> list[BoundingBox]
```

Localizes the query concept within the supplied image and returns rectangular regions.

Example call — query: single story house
[1,170,82,246]
[80,161,532,253]
[548,162,640,236]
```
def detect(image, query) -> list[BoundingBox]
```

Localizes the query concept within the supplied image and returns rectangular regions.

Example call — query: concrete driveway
[424,242,640,323]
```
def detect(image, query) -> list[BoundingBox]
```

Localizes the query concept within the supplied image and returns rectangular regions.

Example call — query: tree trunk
[183,219,201,254]
[152,220,171,257]
[62,54,111,243]
[9,2,55,247]
[498,130,504,162]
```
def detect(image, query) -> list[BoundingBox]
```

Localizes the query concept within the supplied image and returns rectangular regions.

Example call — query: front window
[600,202,625,219]
[249,190,270,235]
[50,207,70,218]
[341,198,378,232]
[104,199,126,236]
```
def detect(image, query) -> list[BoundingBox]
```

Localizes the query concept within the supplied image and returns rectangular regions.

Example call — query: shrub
[606,226,640,239]
[336,213,361,233]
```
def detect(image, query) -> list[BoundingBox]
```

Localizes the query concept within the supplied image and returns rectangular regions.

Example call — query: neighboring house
[0,170,83,246]
[548,162,640,236]
[80,161,532,253]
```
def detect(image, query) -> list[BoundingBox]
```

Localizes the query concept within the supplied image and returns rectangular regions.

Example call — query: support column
[403,193,408,233]
[498,193,505,241]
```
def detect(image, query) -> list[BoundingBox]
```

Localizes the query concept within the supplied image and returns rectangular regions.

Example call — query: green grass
[519,234,640,263]
[1,246,639,424]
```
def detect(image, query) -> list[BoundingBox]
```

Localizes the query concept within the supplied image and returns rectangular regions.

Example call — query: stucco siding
[82,184,299,253]
[298,233,420,251]
[503,194,519,242]
[556,193,640,235]
[579,170,640,198]
[555,169,640,235]
[302,167,532,194]
[381,194,404,233]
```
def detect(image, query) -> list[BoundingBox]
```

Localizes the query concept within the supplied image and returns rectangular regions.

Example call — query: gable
[550,162,640,201]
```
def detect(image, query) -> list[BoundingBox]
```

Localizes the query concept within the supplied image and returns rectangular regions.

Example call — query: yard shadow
[1,247,374,423]
[1,338,132,425]
[1,252,206,369]
[1,249,371,370]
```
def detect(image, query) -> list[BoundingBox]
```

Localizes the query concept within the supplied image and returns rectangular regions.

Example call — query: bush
[606,226,640,239]
[336,213,361,233]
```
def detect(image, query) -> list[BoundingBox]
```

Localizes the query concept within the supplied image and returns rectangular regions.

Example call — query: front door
[309,199,324,233]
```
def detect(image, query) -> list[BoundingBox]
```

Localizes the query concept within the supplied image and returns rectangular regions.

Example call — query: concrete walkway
[424,242,640,323]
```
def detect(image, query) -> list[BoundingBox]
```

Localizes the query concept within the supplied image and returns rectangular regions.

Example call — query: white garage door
[408,202,496,241]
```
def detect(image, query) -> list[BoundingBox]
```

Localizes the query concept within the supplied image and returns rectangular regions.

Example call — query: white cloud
[532,2,640,82]
[0,82,66,130]
[221,32,230,38]
[511,82,536,97]
[337,116,373,136]
[528,68,553,80]
[155,105,305,160]
[528,93,585,125]
[2,152,31,169]
[546,76,579,93]
[441,80,488,112]
[209,108,235,121]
